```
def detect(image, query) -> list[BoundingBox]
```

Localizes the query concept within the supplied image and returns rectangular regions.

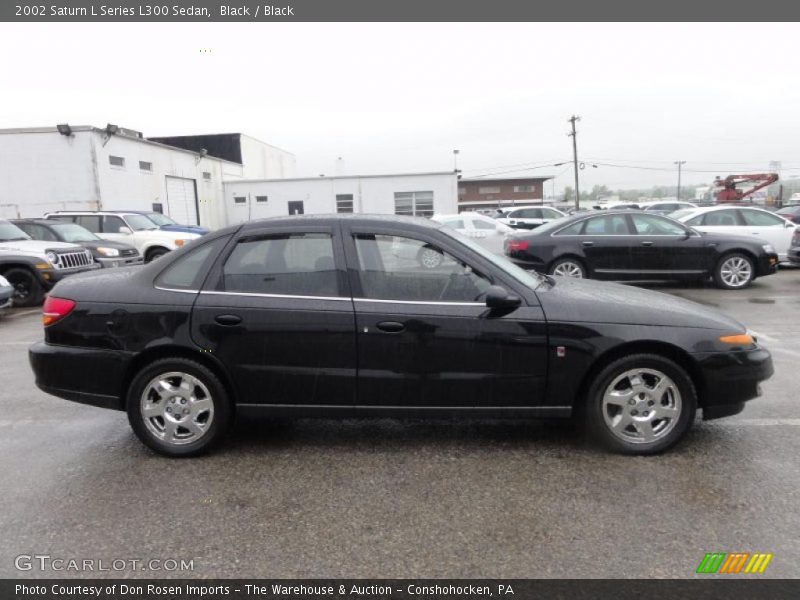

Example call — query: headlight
[45,251,59,265]
[96,247,120,257]
[174,239,187,247]
[762,244,776,254]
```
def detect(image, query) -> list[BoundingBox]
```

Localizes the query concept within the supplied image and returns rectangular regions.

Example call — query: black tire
[126,358,231,457]
[548,257,587,279]
[713,252,755,290]
[416,245,443,269]
[584,353,697,455]
[4,268,43,307]
[145,247,169,263]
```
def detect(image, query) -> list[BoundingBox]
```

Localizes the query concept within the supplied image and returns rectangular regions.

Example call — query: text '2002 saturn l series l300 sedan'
[29,214,773,457]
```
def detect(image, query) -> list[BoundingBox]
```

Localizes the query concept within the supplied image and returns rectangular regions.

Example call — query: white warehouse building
[223,172,458,224]
[0,125,296,230]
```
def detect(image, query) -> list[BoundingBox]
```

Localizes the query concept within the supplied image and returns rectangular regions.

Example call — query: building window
[478,186,500,194]
[514,185,534,193]
[234,196,247,204]
[256,196,268,203]
[203,172,212,181]
[394,191,434,218]
[109,156,125,168]
[139,161,152,172]
[152,203,164,213]
[458,187,466,196]
[336,194,354,213]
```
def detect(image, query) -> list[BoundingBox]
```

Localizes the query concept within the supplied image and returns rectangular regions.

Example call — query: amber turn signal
[719,334,755,345]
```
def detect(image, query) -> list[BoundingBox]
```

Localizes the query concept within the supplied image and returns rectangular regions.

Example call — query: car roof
[239,213,442,232]
[47,210,144,216]
[11,218,58,225]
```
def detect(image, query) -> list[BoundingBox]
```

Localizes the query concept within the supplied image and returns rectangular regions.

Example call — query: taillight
[42,296,76,326]
[505,238,530,253]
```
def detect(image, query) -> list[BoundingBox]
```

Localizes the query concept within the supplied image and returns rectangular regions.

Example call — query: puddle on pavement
[749,298,776,304]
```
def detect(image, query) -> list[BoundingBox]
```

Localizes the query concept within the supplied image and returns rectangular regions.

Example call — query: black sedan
[13,219,142,268]
[504,211,778,290]
[29,215,773,457]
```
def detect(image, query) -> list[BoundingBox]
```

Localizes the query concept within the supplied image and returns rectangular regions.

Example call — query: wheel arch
[575,340,706,410]
[144,245,170,261]
[548,254,587,274]
[121,345,238,410]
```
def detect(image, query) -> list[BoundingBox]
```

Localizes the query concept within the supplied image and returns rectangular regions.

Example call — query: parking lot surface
[1,272,799,578]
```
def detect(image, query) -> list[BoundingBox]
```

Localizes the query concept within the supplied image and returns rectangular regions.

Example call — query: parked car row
[0,210,207,307]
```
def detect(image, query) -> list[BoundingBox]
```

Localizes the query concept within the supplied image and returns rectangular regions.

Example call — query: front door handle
[582,241,594,247]
[214,314,242,326]
[641,241,654,246]
[376,321,405,333]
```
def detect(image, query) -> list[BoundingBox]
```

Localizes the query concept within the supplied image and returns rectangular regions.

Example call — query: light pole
[674,161,686,201]
[568,115,581,210]
[453,149,460,176]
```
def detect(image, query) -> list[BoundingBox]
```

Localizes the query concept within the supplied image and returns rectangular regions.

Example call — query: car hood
[78,240,138,252]
[0,239,83,254]
[160,224,209,235]
[535,276,744,331]
[132,229,200,241]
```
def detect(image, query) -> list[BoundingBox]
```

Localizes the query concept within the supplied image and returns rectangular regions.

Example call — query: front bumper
[96,255,144,268]
[29,341,132,410]
[0,290,12,310]
[694,346,774,420]
[756,252,780,275]
[788,246,800,265]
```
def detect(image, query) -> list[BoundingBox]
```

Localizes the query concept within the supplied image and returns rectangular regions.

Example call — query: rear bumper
[28,341,131,410]
[694,346,774,420]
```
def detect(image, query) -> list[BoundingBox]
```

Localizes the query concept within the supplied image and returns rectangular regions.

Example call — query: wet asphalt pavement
[1,271,799,579]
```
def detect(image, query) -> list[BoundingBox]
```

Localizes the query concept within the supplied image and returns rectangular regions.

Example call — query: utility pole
[674,161,686,201]
[568,115,581,210]
[453,149,460,176]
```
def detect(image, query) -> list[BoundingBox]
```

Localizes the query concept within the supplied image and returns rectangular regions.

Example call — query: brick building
[457,176,552,212]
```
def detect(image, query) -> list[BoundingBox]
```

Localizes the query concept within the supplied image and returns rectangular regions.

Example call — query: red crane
[714,173,779,203]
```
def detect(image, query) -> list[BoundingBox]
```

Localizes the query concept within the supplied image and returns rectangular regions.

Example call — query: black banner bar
[3,0,800,22]
[3,580,800,600]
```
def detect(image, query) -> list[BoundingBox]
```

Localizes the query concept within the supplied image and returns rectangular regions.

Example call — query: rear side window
[156,237,228,291]
[77,215,101,232]
[222,233,340,297]
[740,210,784,227]
[554,221,584,235]
[702,210,738,226]
[584,215,630,235]
[630,214,686,235]
[472,219,496,230]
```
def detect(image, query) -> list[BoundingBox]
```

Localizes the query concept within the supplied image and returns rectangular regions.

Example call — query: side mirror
[118,226,132,235]
[785,221,795,228]
[484,285,521,309]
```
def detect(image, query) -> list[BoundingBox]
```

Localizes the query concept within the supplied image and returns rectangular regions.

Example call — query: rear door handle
[376,321,405,333]
[582,241,594,247]
[214,314,242,326]
[641,241,653,246]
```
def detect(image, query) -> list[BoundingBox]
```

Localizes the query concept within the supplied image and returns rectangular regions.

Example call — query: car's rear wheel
[713,252,755,289]
[127,358,231,457]
[145,247,169,263]
[4,268,43,307]
[585,353,697,454]
[549,258,586,278]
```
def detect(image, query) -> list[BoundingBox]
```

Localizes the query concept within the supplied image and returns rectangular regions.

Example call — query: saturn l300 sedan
[29,215,773,457]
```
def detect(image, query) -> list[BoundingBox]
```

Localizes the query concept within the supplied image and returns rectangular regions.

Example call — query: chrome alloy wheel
[419,248,443,269]
[601,368,682,444]
[720,256,752,288]
[140,372,214,446]
[552,261,584,278]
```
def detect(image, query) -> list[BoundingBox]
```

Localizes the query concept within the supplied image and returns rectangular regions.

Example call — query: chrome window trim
[201,290,350,302]
[154,286,201,294]
[354,298,484,307]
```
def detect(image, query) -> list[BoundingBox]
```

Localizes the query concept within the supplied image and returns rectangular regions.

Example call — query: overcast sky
[2,22,799,193]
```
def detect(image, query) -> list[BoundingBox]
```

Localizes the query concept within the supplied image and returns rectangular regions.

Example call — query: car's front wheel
[127,358,231,457]
[4,268,43,307]
[585,354,697,454]
[549,257,586,278]
[145,247,169,263]
[714,252,755,290]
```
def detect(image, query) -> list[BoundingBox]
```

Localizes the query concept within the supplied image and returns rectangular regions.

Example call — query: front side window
[740,210,785,227]
[542,208,563,219]
[630,214,686,235]
[157,237,228,291]
[472,218,496,230]
[222,233,339,297]
[353,234,491,302]
[702,210,738,226]
[439,218,465,229]
[584,215,631,235]
[103,216,128,233]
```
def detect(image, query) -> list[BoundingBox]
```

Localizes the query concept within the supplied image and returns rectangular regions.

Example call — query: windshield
[441,227,545,290]
[0,220,31,242]
[125,214,159,231]
[51,222,100,242]
[146,212,177,226]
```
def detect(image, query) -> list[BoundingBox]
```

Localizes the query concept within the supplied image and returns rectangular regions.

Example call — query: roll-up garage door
[165,176,199,226]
